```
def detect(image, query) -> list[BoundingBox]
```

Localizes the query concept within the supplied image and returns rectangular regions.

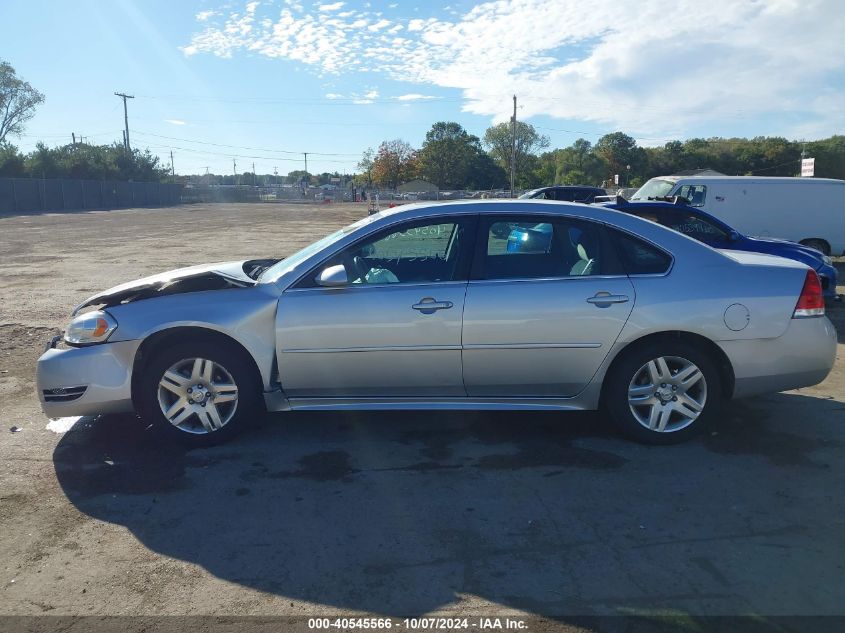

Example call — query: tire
[800,239,830,256]
[136,340,262,447]
[604,340,722,445]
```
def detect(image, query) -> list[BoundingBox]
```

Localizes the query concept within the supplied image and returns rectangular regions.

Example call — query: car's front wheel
[137,340,261,447]
[605,341,721,444]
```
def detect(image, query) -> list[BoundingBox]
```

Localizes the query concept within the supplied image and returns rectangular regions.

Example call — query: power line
[140,141,358,165]
[748,159,802,175]
[132,93,459,105]
[131,130,359,156]
[532,124,817,147]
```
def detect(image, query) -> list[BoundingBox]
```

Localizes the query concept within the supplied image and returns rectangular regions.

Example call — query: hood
[71,259,279,316]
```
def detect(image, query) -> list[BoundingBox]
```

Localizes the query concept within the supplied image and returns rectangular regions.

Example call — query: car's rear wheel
[800,238,830,256]
[137,340,261,447]
[605,341,721,444]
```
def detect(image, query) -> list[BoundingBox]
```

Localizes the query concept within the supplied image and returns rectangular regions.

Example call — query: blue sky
[4,0,844,176]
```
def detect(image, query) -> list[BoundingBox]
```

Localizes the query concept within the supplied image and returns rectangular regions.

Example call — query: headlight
[64,310,118,345]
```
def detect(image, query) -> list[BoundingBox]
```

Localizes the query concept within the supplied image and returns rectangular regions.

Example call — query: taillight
[793,270,825,318]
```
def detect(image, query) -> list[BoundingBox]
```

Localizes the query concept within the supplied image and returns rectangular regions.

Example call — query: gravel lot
[1,203,844,627]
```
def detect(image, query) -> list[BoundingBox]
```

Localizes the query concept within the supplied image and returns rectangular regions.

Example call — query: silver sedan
[37,200,837,446]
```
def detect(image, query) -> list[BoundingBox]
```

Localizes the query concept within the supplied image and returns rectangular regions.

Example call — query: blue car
[602,199,838,299]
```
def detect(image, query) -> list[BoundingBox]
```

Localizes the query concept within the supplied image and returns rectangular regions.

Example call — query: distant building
[397,179,438,193]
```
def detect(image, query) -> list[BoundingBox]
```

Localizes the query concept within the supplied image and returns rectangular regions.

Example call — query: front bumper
[36,338,140,418]
[719,316,837,399]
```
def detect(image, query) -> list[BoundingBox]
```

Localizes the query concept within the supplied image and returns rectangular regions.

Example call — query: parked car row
[632,175,845,256]
[38,199,836,449]
[600,198,838,299]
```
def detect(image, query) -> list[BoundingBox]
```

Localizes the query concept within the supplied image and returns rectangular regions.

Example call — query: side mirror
[315,264,348,287]
[729,230,741,242]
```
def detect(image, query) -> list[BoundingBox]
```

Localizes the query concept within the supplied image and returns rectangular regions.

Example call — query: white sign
[801,157,815,177]
[614,174,619,185]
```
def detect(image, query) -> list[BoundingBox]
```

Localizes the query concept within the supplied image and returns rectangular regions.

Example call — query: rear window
[612,231,672,275]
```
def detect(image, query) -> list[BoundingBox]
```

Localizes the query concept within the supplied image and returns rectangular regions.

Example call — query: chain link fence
[0,178,183,214]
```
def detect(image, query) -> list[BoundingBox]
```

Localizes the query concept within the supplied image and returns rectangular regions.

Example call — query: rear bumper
[36,339,139,418]
[719,316,837,399]
[818,264,838,299]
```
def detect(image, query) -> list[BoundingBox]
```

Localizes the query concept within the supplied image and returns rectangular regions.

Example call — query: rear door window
[481,216,608,279]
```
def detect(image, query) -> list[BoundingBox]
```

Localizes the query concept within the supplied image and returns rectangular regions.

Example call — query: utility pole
[510,94,517,197]
[170,150,175,177]
[233,158,237,185]
[114,92,134,151]
[303,152,309,177]
[72,133,76,145]
[252,162,256,186]
[274,166,278,186]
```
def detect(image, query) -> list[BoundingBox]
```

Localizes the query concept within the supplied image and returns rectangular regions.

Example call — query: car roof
[649,175,845,186]
[366,199,694,238]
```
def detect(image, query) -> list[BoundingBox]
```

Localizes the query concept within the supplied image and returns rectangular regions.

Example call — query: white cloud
[195,10,218,21]
[367,19,391,32]
[318,1,344,11]
[395,93,436,101]
[165,119,187,126]
[323,90,379,104]
[182,0,845,138]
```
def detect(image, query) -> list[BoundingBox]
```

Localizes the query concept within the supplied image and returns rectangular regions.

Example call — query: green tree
[807,136,845,179]
[483,121,549,189]
[0,60,45,145]
[371,139,416,190]
[466,151,507,190]
[594,132,644,185]
[417,121,489,189]
[0,142,25,176]
[357,147,374,187]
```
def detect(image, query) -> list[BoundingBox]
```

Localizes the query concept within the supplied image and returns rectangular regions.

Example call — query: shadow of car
[53,393,845,619]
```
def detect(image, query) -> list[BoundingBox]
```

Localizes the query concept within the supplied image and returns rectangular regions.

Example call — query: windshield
[258,215,374,282]
[518,189,542,199]
[631,178,675,200]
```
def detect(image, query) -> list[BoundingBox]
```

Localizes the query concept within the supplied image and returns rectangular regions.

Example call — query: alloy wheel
[627,355,707,433]
[156,357,239,434]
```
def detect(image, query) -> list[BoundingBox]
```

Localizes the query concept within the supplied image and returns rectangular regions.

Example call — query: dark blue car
[603,200,838,299]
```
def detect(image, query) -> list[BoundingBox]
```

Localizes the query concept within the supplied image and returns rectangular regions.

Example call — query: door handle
[587,292,629,306]
[412,297,454,314]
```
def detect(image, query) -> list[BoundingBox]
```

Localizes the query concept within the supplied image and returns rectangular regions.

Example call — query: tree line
[0,141,171,182]
[360,123,845,191]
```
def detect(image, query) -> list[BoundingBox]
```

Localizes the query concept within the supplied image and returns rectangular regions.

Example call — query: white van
[631,176,845,255]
